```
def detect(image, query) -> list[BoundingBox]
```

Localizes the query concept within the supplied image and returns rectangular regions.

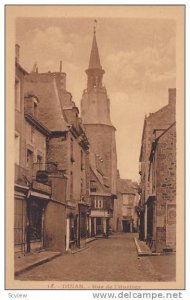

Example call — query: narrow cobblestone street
[16,233,175,282]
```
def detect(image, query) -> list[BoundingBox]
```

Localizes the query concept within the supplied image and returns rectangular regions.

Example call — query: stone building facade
[14,45,66,255]
[113,178,139,233]
[89,153,114,237]
[148,122,176,252]
[138,88,176,252]
[24,68,90,251]
[15,44,30,254]
[81,29,117,236]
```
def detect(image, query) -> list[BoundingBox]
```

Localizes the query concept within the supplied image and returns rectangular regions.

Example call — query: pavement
[134,237,153,256]
[86,237,96,244]
[71,237,96,254]
[15,251,61,276]
[15,233,176,282]
[15,237,96,275]
[134,237,175,256]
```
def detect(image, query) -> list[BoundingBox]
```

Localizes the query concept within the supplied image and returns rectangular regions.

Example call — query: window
[15,133,20,165]
[37,155,42,170]
[90,180,97,192]
[26,149,33,170]
[15,78,21,111]
[95,198,103,209]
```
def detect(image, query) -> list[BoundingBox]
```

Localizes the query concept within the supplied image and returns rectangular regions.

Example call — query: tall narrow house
[81,26,117,236]
[138,89,176,253]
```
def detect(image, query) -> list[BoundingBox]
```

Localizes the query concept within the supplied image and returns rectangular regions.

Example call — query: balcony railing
[15,164,31,186]
[15,162,60,187]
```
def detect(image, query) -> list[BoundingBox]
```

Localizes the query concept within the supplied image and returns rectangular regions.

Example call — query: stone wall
[139,89,176,241]
[44,201,66,252]
[111,192,123,232]
[25,121,47,164]
[47,135,69,172]
[81,88,112,126]
[140,89,176,204]
[84,124,117,195]
[155,123,176,252]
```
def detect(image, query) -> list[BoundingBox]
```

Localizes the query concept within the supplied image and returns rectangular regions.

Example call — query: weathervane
[93,19,97,34]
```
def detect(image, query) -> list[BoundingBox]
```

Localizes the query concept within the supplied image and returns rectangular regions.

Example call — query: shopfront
[26,182,51,252]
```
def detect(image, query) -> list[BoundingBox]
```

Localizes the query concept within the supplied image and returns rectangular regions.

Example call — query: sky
[16,16,176,182]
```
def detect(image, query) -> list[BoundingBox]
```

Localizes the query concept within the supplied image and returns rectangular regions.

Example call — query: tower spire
[88,20,102,70]
[86,20,105,89]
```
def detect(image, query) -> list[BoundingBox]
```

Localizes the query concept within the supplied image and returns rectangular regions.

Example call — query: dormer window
[24,95,39,118]
[90,180,97,192]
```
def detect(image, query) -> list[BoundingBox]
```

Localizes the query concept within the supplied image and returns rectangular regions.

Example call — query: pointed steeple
[88,31,102,70]
[86,20,105,89]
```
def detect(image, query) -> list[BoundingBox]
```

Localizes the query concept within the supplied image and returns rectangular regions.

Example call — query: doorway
[26,199,45,252]
[96,217,103,234]
[122,220,131,232]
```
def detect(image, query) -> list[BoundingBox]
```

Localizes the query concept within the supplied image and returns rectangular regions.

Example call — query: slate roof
[117,179,138,194]
[24,73,69,132]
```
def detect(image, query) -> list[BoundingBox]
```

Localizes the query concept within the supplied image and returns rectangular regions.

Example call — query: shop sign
[36,170,48,183]
[32,180,51,195]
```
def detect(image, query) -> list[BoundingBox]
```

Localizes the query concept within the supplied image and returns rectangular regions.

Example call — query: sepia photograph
[5,5,185,290]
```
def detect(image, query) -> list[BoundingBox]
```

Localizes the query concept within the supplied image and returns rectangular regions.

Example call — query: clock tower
[81,25,117,195]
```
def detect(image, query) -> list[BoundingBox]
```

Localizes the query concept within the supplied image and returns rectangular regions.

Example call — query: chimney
[168,88,176,105]
[15,44,20,64]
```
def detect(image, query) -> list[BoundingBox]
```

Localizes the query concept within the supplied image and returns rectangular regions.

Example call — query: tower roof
[88,32,102,70]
